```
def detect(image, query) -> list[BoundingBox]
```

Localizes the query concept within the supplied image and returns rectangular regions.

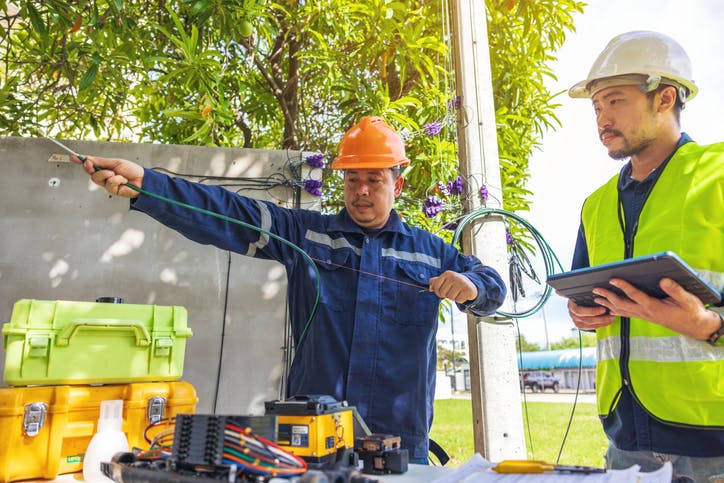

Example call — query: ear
[657,85,677,113]
[394,176,405,197]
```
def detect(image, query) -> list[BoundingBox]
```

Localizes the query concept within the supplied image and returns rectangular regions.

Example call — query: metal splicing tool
[493,460,606,474]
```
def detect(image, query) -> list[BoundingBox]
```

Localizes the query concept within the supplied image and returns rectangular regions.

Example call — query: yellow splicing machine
[263,395,361,467]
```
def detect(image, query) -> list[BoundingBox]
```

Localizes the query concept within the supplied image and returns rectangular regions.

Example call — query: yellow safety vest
[581,141,724,428]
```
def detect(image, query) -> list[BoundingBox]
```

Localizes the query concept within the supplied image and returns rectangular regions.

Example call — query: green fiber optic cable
[89,163,320,350]
[452,207,564,319]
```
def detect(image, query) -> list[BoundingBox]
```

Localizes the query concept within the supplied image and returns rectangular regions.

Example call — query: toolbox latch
[27,335,50,357]
[147,396,166,424]
[154,337,173,357]
[23,402,47,437]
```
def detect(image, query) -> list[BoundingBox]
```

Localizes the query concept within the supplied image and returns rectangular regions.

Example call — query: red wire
[224,422,308,472]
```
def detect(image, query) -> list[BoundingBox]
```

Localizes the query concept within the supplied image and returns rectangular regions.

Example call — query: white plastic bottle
[83,399,129,483]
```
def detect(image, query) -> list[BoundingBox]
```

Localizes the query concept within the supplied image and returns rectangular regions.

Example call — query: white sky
[439,0,724,347]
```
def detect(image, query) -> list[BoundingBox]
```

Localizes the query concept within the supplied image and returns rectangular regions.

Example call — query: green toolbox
[2,299,193,385]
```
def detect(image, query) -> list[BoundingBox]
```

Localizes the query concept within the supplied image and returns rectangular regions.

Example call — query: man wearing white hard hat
[563,31,724,481]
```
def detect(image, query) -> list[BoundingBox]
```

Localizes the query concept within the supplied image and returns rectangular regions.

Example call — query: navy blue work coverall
[131,169,507,460]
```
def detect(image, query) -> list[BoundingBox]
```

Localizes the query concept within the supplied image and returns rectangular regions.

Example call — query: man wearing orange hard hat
[73,115,507,464]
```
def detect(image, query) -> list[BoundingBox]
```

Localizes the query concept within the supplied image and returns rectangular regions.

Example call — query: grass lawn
[430,398,608,468]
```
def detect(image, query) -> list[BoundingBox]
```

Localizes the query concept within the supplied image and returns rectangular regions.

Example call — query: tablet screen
[546,251,722,307]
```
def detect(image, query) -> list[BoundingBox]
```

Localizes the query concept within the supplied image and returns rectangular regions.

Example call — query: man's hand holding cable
[71,155,144,199]
[428,271,478,304]
[589,277,722,340]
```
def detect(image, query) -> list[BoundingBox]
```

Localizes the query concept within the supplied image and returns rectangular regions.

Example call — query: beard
[602,128,656,160]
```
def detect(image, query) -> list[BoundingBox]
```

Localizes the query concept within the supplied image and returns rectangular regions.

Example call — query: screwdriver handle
[493,460,554,474]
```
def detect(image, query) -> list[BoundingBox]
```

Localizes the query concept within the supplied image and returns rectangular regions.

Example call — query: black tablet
[546,251,722,307]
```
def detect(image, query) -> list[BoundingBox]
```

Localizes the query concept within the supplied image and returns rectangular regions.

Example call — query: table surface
[24,465,450,483]
[18,462,673,483]
[375,464,451,481]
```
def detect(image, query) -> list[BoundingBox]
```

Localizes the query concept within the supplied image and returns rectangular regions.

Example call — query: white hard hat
[569,30,697,102]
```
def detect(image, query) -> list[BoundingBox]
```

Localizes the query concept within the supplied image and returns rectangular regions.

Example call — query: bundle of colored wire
[221,422,307,477]
[136,418,176,461]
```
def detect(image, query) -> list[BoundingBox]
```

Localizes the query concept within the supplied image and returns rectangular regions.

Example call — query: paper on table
[431,453,495,483]
[638,462,673,483]
[432,456,673,483]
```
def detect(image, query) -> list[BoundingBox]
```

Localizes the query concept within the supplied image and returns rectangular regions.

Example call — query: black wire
[555,330,585,464]
[213,251,232,414]
[150,166,294,187]
[516,320,536,458]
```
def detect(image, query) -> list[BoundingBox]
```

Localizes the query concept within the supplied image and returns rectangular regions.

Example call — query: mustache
[352,198,373,207]
[600,128,622,141]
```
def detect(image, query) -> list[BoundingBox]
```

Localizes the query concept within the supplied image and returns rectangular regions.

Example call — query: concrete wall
[0,136,321,414]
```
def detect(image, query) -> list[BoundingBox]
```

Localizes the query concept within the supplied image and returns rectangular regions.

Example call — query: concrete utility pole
[449,0,526,460]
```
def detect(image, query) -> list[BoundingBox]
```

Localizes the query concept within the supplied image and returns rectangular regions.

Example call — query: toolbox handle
[56,319,151,347]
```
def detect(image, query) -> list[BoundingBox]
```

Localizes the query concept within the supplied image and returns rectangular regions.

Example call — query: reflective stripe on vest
[598,335,724,363]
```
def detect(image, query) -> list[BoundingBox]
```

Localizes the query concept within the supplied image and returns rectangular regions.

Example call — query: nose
[596,108,612,133]
[356,181,370,196]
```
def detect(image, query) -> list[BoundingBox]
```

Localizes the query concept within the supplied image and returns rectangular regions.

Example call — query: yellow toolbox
[0,381,198,483]
[2,299,193,385]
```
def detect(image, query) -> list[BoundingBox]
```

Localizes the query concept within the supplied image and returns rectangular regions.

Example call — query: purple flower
[422,195,444,218]
[506,229,514,245]
[437,181,450,196]
[442,221,459,231]
[305,153,325,168]
[424,122,442,136]
[479,184,489,202]
[447,176,464,195]
[448,95,461,110]
[303,179,322,196]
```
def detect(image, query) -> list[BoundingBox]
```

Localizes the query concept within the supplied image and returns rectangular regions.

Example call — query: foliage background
[1,0,585,235]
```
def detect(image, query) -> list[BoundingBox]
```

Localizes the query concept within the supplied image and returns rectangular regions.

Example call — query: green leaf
[78,64,99,90]
[192,0,211,15]
[182,121,211,143]
[25,3,46,37]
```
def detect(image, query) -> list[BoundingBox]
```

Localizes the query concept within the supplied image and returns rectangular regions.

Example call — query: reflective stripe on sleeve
[245,200,272,256]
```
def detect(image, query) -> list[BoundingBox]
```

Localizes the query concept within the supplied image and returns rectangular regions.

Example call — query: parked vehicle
[521,371,561,392]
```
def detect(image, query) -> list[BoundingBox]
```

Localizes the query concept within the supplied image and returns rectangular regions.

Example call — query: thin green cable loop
[103,171,321,350]
[452,207,565,319]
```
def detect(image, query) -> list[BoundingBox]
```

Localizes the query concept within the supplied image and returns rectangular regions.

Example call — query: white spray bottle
[83,399,129,483]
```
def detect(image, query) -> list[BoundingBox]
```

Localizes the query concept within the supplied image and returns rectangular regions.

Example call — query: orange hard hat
[330,116,410,170]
